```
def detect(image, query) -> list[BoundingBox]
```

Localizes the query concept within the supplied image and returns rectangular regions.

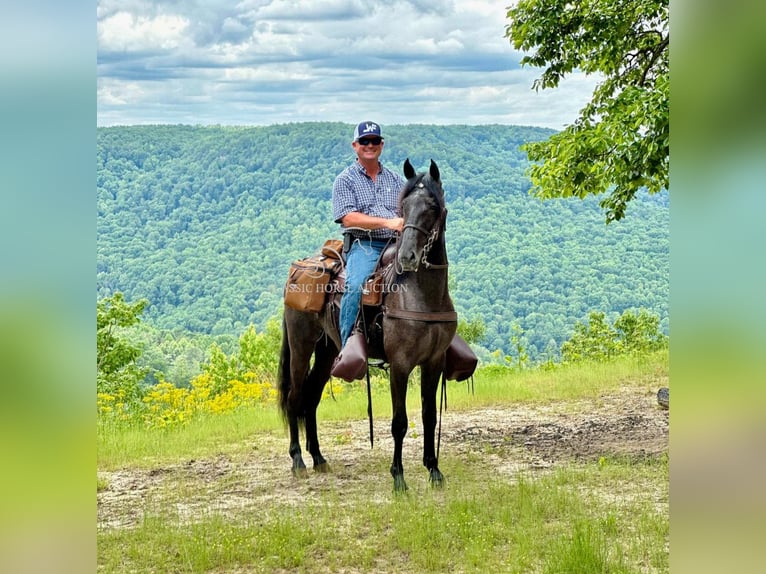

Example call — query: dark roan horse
[278,159,457,492]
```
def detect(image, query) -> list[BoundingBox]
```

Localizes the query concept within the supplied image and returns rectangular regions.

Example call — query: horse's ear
[429,159,440,183]
[403,158,416,180]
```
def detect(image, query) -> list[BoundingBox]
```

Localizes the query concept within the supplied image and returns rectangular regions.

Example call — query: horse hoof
[393,476,409,493]
[291,456,308,479]
[292,466,309,479]
[314,462,332,474]
[429,469,445,488]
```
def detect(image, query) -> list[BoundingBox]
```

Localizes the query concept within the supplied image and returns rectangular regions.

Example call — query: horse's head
[397,159,446,272]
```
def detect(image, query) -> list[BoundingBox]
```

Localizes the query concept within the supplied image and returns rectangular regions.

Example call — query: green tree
[457,317,486,346]
[512,322,530,369]
[202,344,239,396]
[561,311,619,362]
[504,322,530,369]
[237,318,282,383]
[202,320,282,395]
[506,0,669,222]
[562,309,667,362]
[613,308,668,354]
[97,292,148,400]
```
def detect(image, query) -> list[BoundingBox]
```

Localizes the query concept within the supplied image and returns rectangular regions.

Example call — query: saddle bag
[321,239,344,260]
[444,334,478,381]
[284,255,341,313]
[330,331,368,382]
[361,273,384,307]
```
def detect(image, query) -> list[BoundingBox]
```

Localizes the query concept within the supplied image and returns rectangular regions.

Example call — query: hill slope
[97,123,668,360]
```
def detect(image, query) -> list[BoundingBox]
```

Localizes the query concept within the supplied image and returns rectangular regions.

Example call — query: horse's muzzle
[398,249,420,272]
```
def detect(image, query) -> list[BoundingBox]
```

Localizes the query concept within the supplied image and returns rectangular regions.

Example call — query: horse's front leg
[421,361,444,487]
[389,365,411,493]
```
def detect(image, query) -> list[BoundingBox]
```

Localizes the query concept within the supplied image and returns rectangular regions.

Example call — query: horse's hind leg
[304,337,337,473]
[285,371,309,478]
[283,316,316,478]
[287,412,308,478]
[421,361,444,487]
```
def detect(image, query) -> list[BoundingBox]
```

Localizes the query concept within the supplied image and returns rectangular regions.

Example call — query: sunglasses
[357,137,383,146]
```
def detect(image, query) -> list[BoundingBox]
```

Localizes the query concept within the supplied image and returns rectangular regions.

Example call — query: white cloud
[99,11,190,52]
[220,66,312,83]
[253,0,367,20]
[97,79,147,107]
[96,0,597,128]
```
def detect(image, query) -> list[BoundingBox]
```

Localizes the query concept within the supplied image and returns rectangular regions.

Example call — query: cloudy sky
[97,0,599,128]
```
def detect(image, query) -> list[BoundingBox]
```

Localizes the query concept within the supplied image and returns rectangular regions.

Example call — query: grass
[97,350,668,573]
[97,405,283,470]
[460,349,667,409]
[98,456,668,573]
[98,350,667,470]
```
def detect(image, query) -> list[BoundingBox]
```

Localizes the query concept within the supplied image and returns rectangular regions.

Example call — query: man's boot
[331,330,368,381]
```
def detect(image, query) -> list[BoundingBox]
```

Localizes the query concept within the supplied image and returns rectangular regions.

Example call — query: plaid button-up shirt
[332,161,404,240]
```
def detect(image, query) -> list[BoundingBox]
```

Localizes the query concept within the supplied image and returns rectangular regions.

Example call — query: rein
[436,370,447,462]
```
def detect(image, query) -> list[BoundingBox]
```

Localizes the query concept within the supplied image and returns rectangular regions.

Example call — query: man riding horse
[331,121,403,378]
[278,124,478,490]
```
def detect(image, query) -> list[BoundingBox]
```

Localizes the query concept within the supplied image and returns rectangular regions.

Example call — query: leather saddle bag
[361,273,384,307]
[284,255,341,313]
[444,334,478,381]
[284,239,345,313]
[330,331,368,382]
[321,239,344,260]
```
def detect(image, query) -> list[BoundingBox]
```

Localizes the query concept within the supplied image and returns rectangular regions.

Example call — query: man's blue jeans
[339,239,387,347]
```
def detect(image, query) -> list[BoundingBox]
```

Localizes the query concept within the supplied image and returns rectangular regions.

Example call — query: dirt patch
[97,385,668,530]
[446,387,668,470]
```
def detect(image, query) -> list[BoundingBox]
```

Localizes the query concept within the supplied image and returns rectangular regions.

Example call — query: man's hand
[386,217,404,233]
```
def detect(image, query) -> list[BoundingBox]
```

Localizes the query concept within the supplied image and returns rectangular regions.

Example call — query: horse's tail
[277,315,291,424]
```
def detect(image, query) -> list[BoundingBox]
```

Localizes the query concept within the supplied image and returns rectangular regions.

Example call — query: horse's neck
[403,239,452,309]
[428,235,448,267]
[414,269,451,306]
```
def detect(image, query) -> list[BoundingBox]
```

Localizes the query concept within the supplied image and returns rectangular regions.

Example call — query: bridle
[398,181,449,273]
[401,209,448,271]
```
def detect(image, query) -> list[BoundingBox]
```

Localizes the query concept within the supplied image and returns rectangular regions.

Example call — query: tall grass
[97,406,282,470]
[98,350,667,470]
[452,349,668,409]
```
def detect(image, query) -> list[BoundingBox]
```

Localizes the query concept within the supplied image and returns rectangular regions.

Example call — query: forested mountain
[97,123,668,362]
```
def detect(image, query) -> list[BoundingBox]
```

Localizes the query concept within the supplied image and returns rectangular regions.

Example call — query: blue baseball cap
[353,121,383,141]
